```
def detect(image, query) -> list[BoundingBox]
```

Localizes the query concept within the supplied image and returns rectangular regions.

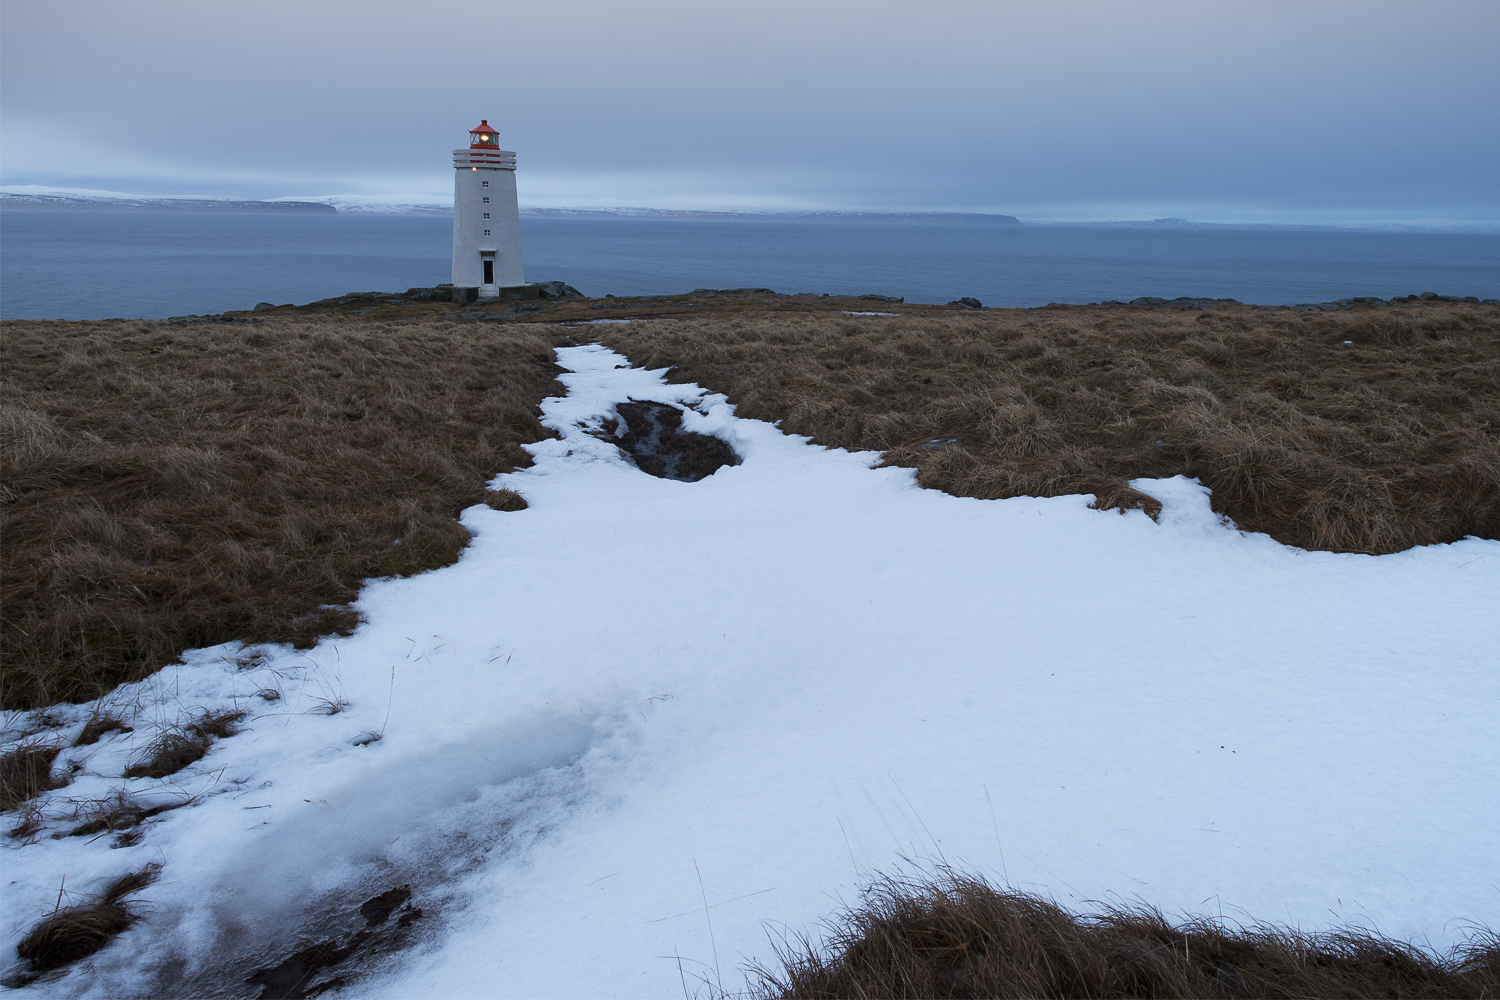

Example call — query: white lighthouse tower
[452,119,523,296]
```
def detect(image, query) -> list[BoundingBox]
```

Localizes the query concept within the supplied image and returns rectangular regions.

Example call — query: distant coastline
[0,193,335,214]
[5,192,1494,233]
[519,207,1024,225]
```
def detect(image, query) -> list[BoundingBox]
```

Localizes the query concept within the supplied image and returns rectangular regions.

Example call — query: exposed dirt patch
[358,885,411,927]
[244,885,427,999]
[605,400,741,481]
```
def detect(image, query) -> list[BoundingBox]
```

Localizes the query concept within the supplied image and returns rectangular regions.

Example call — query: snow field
[3,344,1497,997]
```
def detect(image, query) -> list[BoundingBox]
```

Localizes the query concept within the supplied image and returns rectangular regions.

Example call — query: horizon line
[4,187,1499,233]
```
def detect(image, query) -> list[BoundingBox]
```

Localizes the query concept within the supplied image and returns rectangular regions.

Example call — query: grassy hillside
[597,300,1500,554]
[4,293,1495,709]
[1,315,565,709]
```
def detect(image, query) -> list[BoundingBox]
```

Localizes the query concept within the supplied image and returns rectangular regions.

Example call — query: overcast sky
[2,0,1496,222]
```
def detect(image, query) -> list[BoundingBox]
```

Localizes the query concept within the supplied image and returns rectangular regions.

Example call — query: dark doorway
[482,259,494,284]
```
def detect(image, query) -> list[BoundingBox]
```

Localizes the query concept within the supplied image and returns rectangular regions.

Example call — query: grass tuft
[123,731,210,780]
[121,708,246,779]
[483,488,528,511]
[75,712,134,746]
[188,708,246,740]
[12,864,160,976]
[755,872,1500,999]
[0,742,67,811]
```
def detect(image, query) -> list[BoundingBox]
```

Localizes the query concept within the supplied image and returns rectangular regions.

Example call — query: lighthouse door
[482,259,494,284]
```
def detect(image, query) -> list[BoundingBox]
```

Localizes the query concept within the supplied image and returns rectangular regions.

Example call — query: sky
[2,0,1497,223]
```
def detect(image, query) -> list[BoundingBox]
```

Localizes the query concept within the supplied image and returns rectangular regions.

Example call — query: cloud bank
[2,0,1496,223]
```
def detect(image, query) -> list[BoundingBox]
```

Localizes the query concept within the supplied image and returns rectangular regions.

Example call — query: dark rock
[532,281,583,300]
[948,297,983,309]
[1129,297,1167,306]
[252,302,276,311]
[859,294,904,303]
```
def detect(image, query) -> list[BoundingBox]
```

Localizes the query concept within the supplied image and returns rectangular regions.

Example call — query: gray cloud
[2,0,1496,221]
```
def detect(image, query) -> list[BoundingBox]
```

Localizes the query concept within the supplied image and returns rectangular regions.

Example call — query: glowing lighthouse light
[451,119,523,295]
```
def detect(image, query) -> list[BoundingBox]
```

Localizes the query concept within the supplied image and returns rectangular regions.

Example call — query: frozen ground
[3,343,1497,997]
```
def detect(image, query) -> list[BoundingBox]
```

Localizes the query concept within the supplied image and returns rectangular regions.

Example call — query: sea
[2,210,1497,321]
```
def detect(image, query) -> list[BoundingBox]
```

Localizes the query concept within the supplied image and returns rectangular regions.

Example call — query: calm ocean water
[2,210,1497,321]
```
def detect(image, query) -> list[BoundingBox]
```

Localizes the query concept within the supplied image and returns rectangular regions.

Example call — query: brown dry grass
[756,872,1500,999]
[0,742,67,810]
[121,710,245,779]
[597,301,1500,553]
[6,299,1496,713]
[1,315,565,710]
[11,864,161,978]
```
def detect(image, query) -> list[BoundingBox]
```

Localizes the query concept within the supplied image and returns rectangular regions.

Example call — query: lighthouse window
[481,181,489,188]
[483,197,489,203]
[483,213,490,219]
[483,229,491,236]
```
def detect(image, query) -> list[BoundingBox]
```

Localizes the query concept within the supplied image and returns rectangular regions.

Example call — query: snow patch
[3,345,1496,998]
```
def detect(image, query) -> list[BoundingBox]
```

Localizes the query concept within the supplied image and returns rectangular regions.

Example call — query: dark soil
[607,400,741,481]
[244,885,427,1000]
[358,886,411,927]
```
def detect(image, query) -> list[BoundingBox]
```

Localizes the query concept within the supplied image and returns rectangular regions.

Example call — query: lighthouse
[452,120,523,296]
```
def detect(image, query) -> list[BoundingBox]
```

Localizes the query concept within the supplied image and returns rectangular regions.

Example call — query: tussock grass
[598,302,1500,553]
[11,864,161,977]
[122,730,210,780]
[0,742,67,810]
[1,315,565,709]
[65,789,177,841]
[483,487,528,511]
[756,872,1500,999]
[188,707,246,740]
[122,708,246,779]
[74,712,133,746]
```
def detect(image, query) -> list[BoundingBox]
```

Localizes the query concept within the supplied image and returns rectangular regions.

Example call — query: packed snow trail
[3,344,1497,997]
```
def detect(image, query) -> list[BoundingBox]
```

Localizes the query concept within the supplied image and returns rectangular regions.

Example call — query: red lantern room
[469,120,500,150]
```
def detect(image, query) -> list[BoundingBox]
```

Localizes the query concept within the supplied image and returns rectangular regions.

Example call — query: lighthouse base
[443,283,541,304]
